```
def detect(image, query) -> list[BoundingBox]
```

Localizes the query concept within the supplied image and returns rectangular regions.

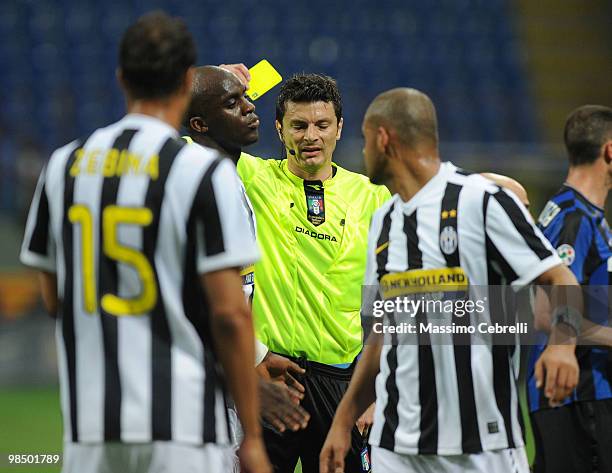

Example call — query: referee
[223,68,391,471]
[20,13,270,473]
[321,88,581,473]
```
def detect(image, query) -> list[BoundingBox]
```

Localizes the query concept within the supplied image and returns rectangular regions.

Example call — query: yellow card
[246,60,282,100]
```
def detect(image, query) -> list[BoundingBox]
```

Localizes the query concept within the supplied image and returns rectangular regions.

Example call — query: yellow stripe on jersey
[379,267,468,300]
[375,241,389,255]
[240,265,255,276]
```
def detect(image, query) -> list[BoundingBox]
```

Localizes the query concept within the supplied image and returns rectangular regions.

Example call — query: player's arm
[38,271,58,317]
[20,164,60,317]
[320,332,381,473]
[534,276,612,347]
[194,157,270,473]
[484,188,580,406]
[201,269,261,438]
[533,264,581,405]
[534,211,612,346]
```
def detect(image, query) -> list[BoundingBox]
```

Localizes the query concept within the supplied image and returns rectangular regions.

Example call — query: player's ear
[604,140,612,164]
[376,126,389,153]
[336,117,343,140]
[189,117,208,134]
[275,120,284,143]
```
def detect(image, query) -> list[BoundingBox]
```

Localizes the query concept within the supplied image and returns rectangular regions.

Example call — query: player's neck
[566,164,608,208]
[391,152,440,202]
[192,135,241,164]
[126,100,184,131]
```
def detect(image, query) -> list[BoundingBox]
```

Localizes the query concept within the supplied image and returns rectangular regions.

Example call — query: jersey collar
[280,159,339,188]
[561,183,605,215]
[120,113,180,138]
[398,161,455,212]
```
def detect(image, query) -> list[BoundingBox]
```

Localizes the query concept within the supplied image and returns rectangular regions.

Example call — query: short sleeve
[547,211,593,283]
[194,158,260,274]
[361,210,385,337]
[20,166,56,272]
[484,188,561,288]
[254,338,269,366]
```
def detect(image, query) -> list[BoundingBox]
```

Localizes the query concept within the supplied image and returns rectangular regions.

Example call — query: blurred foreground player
[183,65,310,434]
[225,67,390,472]
[20,13,270,473]
[321,88,581,473]
[528,105,612,473]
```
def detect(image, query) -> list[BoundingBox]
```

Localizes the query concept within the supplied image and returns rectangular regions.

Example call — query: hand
[256,353,306,400]
[259,379,310,432]
[535,344,579,407]
[219,63,250,87]
[320,423,351,473]
[356,402,375,435]
[238,436,272,473]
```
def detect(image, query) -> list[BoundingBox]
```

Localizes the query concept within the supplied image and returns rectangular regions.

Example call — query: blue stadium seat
[0,0,539,156]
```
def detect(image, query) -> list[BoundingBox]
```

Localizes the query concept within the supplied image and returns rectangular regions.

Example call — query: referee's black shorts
[530,398,612,473]
[263,355,368,473]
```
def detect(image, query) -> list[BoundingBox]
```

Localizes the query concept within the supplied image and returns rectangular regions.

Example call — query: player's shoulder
[50,138,82,161]
[45,136,90,182]
[179,134,224,161]
[371,194,400,222]
[538,188,597,233]
[446,164,500,195]
[181,139,219,160]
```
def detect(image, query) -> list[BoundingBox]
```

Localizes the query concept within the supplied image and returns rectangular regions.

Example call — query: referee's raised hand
[220,63,250,87]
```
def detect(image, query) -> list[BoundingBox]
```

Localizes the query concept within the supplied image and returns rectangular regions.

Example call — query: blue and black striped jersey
[527,184,612,411]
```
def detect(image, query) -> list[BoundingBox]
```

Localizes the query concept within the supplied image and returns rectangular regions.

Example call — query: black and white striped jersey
[366,162,561,455]
[182,137,257,304]
[20,113,259,446]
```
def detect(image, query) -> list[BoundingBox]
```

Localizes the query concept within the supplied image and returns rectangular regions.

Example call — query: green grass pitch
[0,386,534,472]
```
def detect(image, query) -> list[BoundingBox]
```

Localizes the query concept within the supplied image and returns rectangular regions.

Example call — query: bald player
[183,66,310,434]
[321,88,581,473]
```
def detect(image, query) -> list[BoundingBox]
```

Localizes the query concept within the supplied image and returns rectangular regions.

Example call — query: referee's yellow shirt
[237,153,390,365]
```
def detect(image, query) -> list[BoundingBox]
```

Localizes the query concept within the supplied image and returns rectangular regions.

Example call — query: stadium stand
[0,0,538,212]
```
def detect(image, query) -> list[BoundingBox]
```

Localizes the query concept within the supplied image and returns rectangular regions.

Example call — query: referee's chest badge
[306,194,325,226]
[440,225,458,255]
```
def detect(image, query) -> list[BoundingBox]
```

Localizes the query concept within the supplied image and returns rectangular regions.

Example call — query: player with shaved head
[182,66,311,457]
[321,88,581,473]
[184,66,260,161]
